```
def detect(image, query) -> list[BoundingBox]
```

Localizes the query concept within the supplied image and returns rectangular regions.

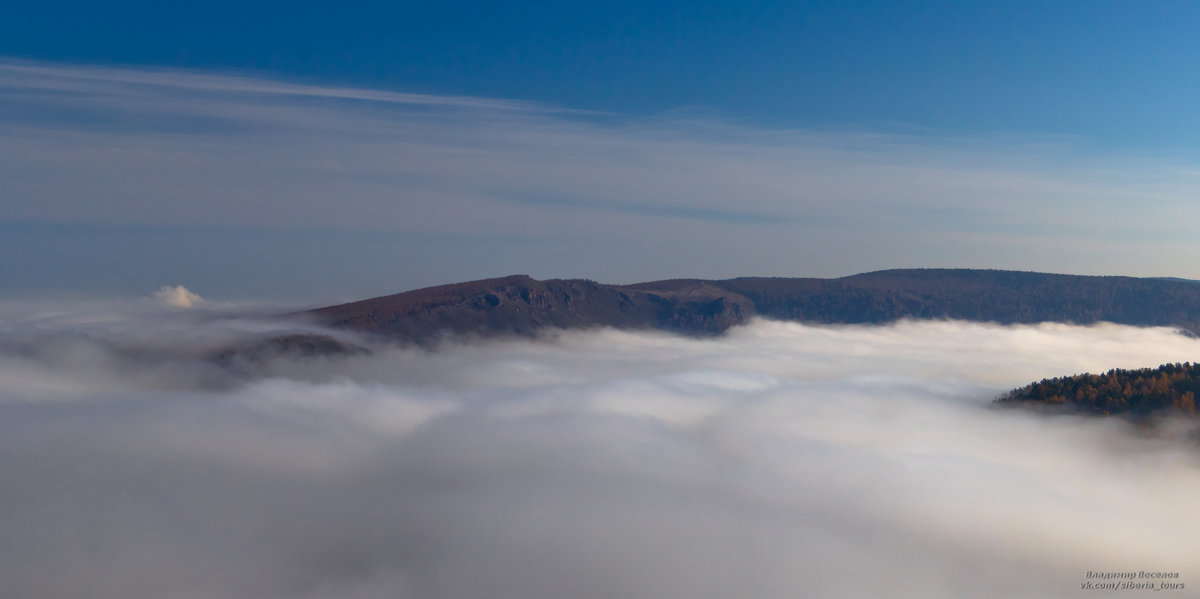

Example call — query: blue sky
[4,1,1200,301]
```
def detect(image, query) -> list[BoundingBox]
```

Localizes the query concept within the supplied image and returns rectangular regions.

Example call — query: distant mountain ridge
[306,269,1200,344]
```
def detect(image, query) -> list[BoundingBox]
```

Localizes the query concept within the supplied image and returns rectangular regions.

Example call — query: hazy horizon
[6,54,1200,301]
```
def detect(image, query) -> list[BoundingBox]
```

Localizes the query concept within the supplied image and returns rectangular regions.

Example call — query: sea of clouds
[3,304,1200,599]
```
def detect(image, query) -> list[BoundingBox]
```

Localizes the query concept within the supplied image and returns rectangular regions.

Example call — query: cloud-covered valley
[3,309,1200,598]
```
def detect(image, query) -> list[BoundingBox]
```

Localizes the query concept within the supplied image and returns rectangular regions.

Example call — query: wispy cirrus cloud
[0,60,552,112]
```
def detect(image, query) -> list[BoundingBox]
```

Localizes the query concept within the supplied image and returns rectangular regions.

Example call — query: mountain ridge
[303,268,1200,344]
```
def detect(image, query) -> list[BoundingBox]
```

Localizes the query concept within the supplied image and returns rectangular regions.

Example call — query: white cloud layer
[3,309,1200,598]
[5,59,1200,296]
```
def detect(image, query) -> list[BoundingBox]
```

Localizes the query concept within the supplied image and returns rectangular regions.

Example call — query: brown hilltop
[309,274,753,343]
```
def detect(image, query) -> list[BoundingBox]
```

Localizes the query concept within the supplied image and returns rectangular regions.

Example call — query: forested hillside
[997,362,1200,416]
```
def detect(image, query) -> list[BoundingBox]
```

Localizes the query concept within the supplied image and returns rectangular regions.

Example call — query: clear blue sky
[4,1,1200,301]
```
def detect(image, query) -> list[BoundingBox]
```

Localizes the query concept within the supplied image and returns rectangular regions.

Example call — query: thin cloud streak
[0,60,555,112]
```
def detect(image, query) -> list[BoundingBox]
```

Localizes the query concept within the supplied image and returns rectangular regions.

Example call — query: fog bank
[3,313,1200,598]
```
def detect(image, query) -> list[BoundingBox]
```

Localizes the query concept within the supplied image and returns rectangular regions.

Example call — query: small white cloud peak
[153,285,204,309]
